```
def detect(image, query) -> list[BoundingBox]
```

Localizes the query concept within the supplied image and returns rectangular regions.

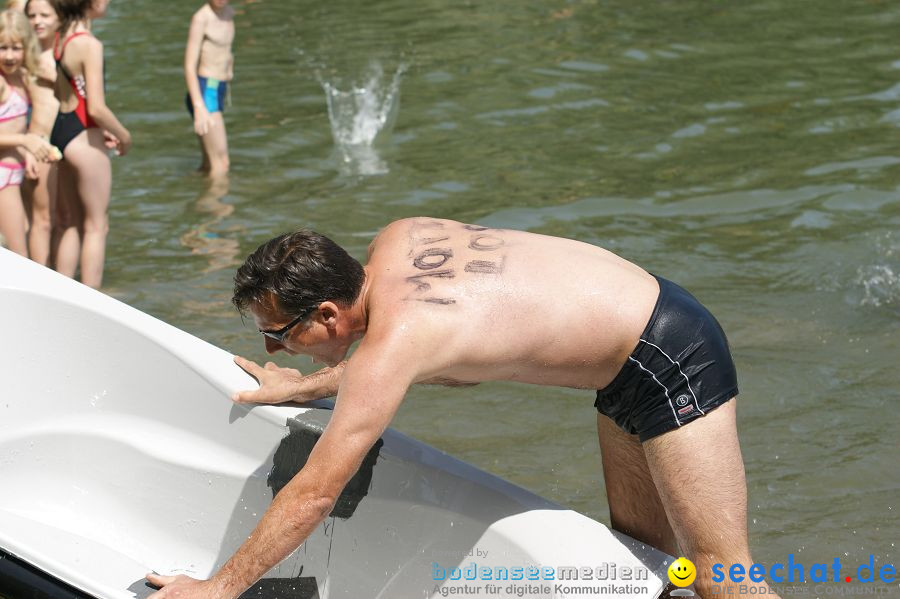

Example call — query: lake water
[92,1,897,592]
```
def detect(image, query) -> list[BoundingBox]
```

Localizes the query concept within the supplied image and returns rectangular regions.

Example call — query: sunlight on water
[320,62,406,176]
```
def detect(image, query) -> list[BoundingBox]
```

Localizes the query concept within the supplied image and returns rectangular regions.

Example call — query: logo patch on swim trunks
[675,394,690,407]
[678,405,695,416]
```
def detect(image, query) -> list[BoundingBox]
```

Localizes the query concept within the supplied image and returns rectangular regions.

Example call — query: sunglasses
[258,304,320,343]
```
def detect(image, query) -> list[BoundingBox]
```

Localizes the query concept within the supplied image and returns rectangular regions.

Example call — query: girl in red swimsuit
[0,9,57,257]
[48,0,130,289]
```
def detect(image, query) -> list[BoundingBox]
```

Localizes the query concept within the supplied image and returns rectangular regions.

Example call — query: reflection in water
[320,61,405,176]
[179,177,242,274]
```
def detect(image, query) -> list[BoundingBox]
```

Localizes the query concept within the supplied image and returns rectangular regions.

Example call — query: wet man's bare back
[195,3,234,81]
[364,217,659,390]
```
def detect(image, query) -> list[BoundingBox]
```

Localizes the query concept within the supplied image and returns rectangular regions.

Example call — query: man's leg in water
[643,399,777,598]
[597,414,677,555]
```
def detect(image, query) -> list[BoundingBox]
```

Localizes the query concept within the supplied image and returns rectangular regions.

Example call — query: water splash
[320,62,406,176]
[852,232,899,308]
[855,264,898,307]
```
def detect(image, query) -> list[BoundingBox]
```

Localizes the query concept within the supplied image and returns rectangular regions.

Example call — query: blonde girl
[48,0,130,288]
[0,9,56,257]
[23,0,60,265]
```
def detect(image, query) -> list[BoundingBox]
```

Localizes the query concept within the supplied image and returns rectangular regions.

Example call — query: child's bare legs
[62,128,111,289]
[24,161,56,266]
[198,111,229,177]
[0,186,28,256]
[196,135,210,172]
[53,160,83,277]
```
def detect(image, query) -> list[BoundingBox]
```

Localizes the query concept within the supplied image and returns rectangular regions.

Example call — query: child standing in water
[23,0,60,265]
[0,9,57,257]
[49,0,130,289]
[184,0,233,177]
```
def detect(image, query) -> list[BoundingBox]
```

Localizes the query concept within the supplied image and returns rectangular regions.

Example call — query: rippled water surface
[92,0,898,586]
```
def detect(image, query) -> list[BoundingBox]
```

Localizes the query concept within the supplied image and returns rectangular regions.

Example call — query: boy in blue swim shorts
[184,0,234,177]
[186,76,227,116]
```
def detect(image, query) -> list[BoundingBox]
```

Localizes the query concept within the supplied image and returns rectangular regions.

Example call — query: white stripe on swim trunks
[627,356,681,427]
[638,339,706,416]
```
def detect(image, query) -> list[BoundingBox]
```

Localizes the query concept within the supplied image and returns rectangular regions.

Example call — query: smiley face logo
[668,557,697,587]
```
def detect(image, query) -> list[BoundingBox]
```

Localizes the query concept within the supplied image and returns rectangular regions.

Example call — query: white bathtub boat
[0,248,673,599]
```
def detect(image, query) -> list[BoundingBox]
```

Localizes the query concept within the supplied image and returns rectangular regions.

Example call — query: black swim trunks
[594,275,738,441]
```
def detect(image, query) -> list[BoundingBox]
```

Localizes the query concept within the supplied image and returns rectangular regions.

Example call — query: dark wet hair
[47,0,90,35]
[232,230,365,318]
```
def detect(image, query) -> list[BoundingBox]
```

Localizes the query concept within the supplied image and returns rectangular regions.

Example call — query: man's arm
[148,336,416,599]
[232,356,345,404]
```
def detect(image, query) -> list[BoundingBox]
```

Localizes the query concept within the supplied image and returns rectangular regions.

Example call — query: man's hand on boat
[145,573,218,598]
[231,355,343,404]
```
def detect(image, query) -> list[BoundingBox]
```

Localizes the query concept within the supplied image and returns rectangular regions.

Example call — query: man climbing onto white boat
[146,217,775,599]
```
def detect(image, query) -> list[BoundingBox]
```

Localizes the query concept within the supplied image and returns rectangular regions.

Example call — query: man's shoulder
[374,217,460,244]
[379,217,422,236]
[363,293,455,359]
[368,219,412,259]
[368,216,481,273]
[386,216,461,229]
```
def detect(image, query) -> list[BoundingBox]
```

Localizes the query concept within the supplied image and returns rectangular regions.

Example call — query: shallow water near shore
[91,1,897,591]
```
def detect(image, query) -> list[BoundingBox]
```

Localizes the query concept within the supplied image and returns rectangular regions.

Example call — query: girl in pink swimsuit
[0,9,57,257]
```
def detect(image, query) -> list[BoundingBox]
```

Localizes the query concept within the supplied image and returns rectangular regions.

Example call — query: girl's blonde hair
[5,0,24,10]
[0,9,41,77]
